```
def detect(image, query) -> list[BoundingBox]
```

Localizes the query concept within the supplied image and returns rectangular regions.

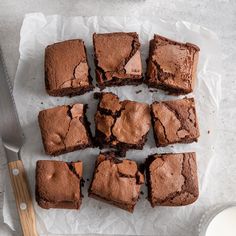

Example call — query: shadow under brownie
[145,152,199,207]
[94,92,151,155]
[93,32,143,89]
[145,34,200,95]
[36,160,83,209]
[45,39,94,97]
[88,152,144,212]
[38,103,93,156]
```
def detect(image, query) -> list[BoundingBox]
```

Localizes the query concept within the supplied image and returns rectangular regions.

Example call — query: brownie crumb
[208,130,210,134]
[149,89,157,93]
[136,90,142,94]
[86,178,90,181]
[140,191,144,195]
[40,102,43,105]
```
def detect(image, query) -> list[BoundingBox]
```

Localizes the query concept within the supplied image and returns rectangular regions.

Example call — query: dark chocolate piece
[88,152,144,212]
[93,32,143,89]
[45,39,94,96]
[146,152,199,207]
[36,160,83,209]
[151,98,200,147]
[145,34,200,94]
[38,103,93,156]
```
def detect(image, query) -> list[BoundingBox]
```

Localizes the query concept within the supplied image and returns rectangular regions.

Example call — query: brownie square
[38,103,93,156]
[146,153,199,207]
[94,92,151,155]
[93,32,143,89]
[45,39,94,96]
[145,34,200,94]
[151,98,200,147]
[88,152,144,212]
[36,160,83,209]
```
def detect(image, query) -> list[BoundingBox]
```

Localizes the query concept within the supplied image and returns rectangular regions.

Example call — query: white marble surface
[0,0,236,235]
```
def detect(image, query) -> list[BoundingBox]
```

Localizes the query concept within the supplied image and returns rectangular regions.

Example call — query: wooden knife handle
[8,160,38,236]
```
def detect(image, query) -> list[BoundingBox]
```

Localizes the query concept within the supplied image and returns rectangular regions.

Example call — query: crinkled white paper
[4,13,221,236]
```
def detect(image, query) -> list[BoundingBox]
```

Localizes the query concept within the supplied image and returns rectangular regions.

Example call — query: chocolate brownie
[146,153,199,207]
[151,98,200,147]
[93,32,143,89]
[94,92,151,155]
[145,34,200,94]
[38,103,93,156]
[36,160,83,209]
[45,39,94,96]
[88,152,144,212]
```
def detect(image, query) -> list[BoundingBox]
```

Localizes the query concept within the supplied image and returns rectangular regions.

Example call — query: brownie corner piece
[88,152,144,212]
[93,32,143,88]
[45,39,94,97]
[94,92,151,153]
[151,97,200,147]
[36,160,83,209]
[38,103,93,156]
[146,152,199,207]
[145,34,200,94]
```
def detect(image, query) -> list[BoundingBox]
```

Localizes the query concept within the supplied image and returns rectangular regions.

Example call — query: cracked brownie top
[151,97,200,147]
[45,39,94,97]
[36,160,83,209]
[146,152,199,207]
[88,152,144,212]
[94,92,151,155]
[93,32,143,88]
[38,103,92,156]
[146,34,200,95]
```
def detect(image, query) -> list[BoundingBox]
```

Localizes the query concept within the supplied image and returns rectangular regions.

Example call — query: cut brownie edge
[88,193,135,213]
[46,84,94,97]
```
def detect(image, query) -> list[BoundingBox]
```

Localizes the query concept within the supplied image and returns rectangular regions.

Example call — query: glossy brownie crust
[151,98,200,147]
[36,160,83,209]
[88,152,144,212]
[93,32,143,89]
[94,92,151,155]
[146,153,199,207]
[38,103,93,156]
[45,39,94,97]
[145,34,200,95]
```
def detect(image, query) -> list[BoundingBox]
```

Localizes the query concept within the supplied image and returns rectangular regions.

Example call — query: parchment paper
[4,13,221,236]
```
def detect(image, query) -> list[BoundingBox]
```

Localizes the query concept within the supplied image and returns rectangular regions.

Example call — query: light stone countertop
[0,0,236,235]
